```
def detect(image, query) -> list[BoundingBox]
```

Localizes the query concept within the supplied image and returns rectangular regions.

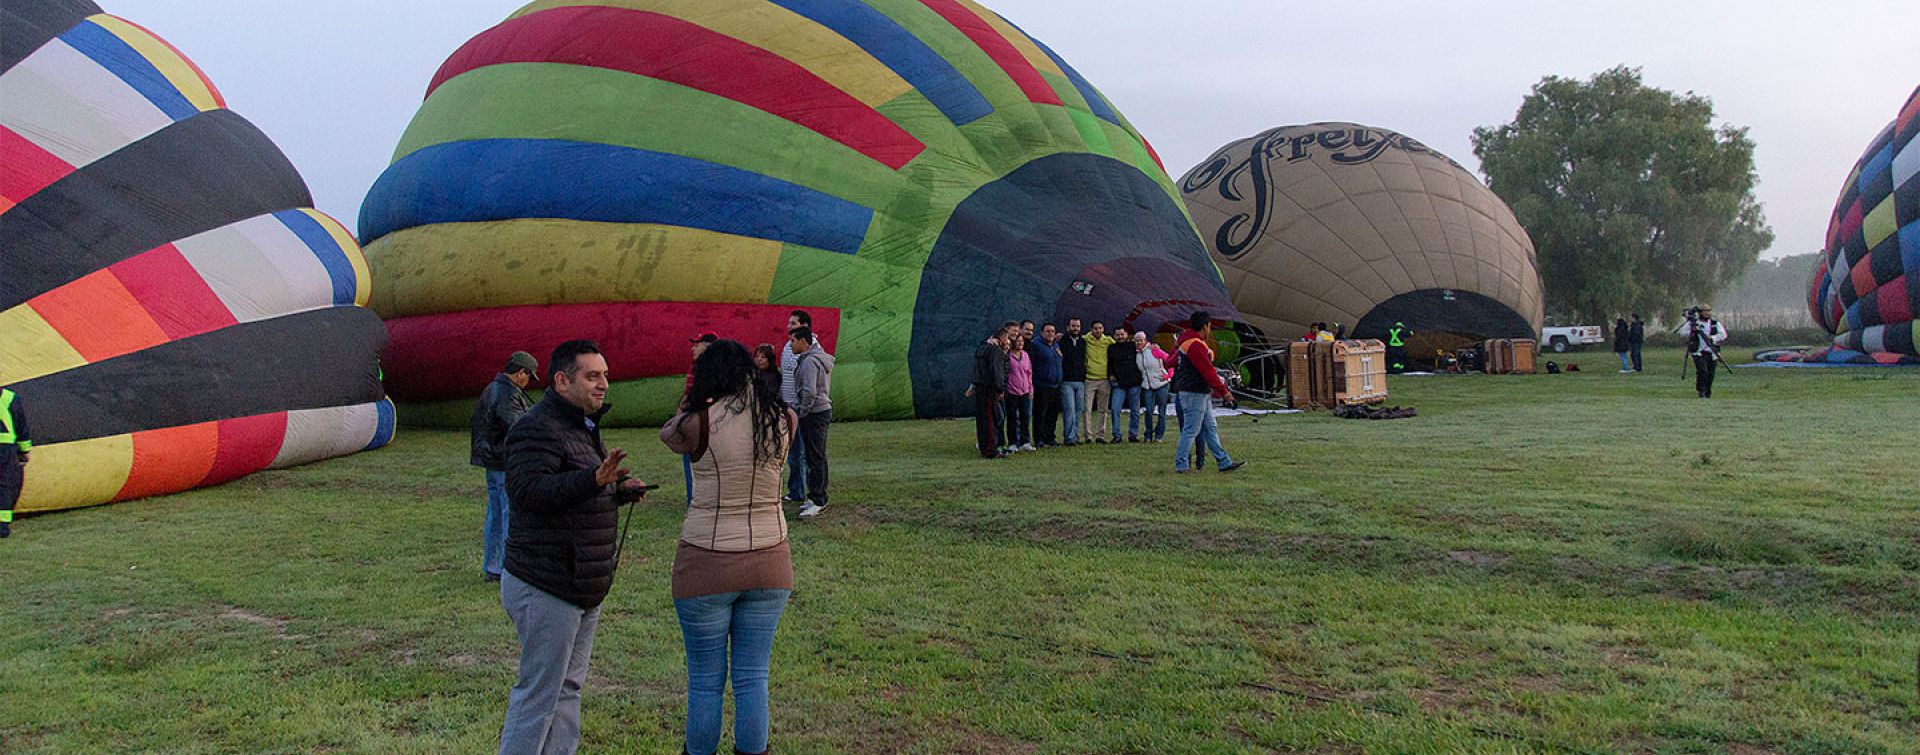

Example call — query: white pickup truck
[1540,325,1606,353]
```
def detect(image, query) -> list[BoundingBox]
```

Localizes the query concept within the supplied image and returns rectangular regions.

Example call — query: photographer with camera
[1681,305,1729,399]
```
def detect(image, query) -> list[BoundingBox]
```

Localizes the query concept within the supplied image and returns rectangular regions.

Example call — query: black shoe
[1220,461,1247,473]
[484,572,501,583]
[1064,441,1078,447]
[1128,436,1140,443]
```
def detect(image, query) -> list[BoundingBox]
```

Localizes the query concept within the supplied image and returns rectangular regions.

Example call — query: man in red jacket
[1170,311,1246,474]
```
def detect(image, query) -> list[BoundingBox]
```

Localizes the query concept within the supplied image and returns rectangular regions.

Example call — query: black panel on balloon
[1354,288,1535,346]
[0,0,101,74]
[0,109,313,310]
[15,307,389,444]
[910,153,1232,418]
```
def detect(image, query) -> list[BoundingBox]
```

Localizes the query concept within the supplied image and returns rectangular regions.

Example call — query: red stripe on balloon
[1141,136,1165,170]
[0,125,76,211]
[427,6,924,170]
[917,0,1061,107]
[111,245,240,340]
[383,301,843,403]
[204,412,289,486]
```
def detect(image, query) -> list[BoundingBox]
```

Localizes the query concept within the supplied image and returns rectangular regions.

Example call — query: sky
[124,0,1920,261]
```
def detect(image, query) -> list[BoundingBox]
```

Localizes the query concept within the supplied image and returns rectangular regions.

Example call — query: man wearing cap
[471,352,539,581]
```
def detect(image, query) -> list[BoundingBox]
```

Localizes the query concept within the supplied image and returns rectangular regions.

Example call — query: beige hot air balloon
[1178,123,1544,362]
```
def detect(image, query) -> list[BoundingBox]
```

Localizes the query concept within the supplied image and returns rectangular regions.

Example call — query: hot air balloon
[1178,123,1544,362]
[359,0,1238,424]
[1807,84,1920,365]
[0,0,394,513]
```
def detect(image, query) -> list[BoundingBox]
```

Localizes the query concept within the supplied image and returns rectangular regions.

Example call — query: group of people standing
[969,311,1247,473]
[1610,314,1648,373]
[467,309,836,755]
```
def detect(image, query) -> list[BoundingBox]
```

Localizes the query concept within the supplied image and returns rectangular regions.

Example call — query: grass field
[3,349,1917,754]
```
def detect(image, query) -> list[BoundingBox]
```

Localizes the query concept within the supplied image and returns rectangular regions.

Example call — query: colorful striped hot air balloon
[0,0,394,513]
[360,0,1239,424]
[1807,84,1920,366]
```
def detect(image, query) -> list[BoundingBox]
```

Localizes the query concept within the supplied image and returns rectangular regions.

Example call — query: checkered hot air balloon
[1806,84,1920,366]
[359,0,1239,424]
[0,0,394,513]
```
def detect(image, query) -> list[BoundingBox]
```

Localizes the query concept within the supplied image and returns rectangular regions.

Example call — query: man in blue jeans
[778,310,813,502]
[470,351,537,581]
[1057,318,1087,445]
[1106,326,1144,442]
[1171,311,1247,474]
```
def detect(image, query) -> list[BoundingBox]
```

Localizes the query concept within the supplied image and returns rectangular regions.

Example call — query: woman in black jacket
[1612,318,1632,373]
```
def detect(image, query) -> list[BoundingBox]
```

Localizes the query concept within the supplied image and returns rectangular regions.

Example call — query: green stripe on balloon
[1067,106,1112,159]
[394,63,910,206]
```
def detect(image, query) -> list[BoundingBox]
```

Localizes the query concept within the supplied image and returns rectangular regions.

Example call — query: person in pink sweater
[1003,334,1035,452]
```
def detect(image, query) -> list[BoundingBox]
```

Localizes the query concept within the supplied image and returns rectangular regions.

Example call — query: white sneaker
[798,502,825,519]
[1020,443,1036,452]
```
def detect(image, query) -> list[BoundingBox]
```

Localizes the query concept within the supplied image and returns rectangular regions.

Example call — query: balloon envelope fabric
[0,0,394,513]
[1178,123,1544,354]
[360,0,1238,424]
[1808,84,1920,362]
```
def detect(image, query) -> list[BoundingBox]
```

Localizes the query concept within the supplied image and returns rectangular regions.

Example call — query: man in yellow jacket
[1,387,30,538]
[1082,322,1117,443]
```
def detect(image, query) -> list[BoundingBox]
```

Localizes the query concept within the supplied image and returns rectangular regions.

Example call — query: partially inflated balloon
[1179,123,1543,355]
[360,0,1237,423]
[0,0,394,513]
[1807,84,1920,365]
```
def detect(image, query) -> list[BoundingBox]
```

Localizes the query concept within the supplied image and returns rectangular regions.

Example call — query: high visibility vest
[1387,328,1406,347]
[0,388,25,451]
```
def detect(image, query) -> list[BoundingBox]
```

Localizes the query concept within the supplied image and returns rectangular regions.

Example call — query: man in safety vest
[1,386,31,538]
[1385,321,1414,374]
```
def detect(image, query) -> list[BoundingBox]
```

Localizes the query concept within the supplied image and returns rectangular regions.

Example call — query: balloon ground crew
[1,386,31,538]
[1386,321,1414,374]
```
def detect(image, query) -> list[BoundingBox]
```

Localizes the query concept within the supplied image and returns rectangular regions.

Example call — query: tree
[1472,66,1773,324]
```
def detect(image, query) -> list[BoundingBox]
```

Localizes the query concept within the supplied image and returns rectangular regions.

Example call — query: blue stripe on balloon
[60,21,198,121]
[359,139,874,255]
[273,209,358,306]
[366,399,397,451]
[1019,31,1123,127]
[766,0,993,125]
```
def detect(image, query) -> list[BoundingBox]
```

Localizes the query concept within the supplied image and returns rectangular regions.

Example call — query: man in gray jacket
[790,327,834,520]
[470,351,538,581]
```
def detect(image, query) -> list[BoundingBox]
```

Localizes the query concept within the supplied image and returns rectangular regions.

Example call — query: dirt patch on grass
[1446,550,1514,569]
[218,606,299,640]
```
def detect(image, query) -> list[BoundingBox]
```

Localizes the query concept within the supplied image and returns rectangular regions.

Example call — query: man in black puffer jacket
[499,340,650,755]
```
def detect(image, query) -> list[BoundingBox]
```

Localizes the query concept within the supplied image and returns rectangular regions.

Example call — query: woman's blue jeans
[1140,386,1169,440]
[675,589,791,755]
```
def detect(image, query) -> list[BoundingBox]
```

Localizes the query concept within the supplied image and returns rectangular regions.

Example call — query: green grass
[3,349,1917,753]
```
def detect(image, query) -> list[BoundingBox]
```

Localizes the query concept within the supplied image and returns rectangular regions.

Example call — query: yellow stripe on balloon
[88,15,222,112]
[365,219,784,319]
[956,0,1068,80]
[299,208,374,307]
[510,0,913,109]
[0,305,87,385]
[18,434,134,514]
